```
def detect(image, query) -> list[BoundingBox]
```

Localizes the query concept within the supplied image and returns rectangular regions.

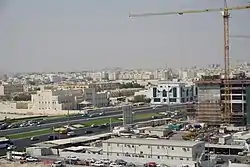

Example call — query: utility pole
[109,118,112,132]
[67,110,70,126]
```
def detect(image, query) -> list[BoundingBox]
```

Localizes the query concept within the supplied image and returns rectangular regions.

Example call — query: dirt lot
[0,159,52,167]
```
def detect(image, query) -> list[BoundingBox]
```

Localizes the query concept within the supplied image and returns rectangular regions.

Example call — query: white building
[149,80,197,105]
[31,87,109,111]
[103,138,206,167]
[0,85,4,96]
[31,89,62,111]
[49,75,62,83]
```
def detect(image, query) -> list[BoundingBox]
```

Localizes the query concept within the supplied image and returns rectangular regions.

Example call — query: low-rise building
[103,138,205,166]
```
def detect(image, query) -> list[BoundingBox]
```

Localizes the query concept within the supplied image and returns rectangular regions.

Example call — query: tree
[120,82,144,89]
[133,95,151,103]
[13,94,31,101]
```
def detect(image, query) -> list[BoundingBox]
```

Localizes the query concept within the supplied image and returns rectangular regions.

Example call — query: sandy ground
[0,161,51,167]
[0,113,41,121]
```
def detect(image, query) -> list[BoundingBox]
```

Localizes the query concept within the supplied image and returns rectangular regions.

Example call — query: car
[26,157,39,162]
[85,130,93,134]
[126,162,136,167]
[67,156,79,161]
[94,161,105,167]
[30,136,39,141]
[51,161,64,167]
[7,145,16,150]
[91,124,98,128]
[100,158,111,164]
[115,159,127,165]
[110,162,123,167]
[144,162,157,167]
[48,135,58,140]
[67,131,76,137]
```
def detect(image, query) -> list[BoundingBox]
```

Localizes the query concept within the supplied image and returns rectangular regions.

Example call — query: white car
[51,161,63,167]
[100,158,111,164]
[26,157,39,162]
[110,163,123,167]
[67,131,76,137]
[67,156,79,161]
[94,161,105,167]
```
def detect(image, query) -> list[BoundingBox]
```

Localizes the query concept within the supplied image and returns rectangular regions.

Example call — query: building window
[108,143,110,146]
[162,89,167,97]
[117,153,119,156]
[117,144,119,146]
[157,146,160,149]
[163,98,167,102]
[180,158,183,160]
[169,98,177,102]
[153,88,157,97]
[158,156,160,159]
[172,147,174,150]
[173,87,177,97]
[154,98,160,102]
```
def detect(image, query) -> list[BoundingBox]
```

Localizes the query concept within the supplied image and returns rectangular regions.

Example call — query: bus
[11,151,27,160]
[0,137,13,149]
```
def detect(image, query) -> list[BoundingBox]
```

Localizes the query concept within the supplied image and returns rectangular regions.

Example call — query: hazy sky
[0,0,249,72]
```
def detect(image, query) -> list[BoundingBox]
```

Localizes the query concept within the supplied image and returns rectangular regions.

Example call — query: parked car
[26,157,39,162]
[51,161,64,167]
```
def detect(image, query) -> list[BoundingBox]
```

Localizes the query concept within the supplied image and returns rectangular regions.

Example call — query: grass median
[6,128,53,139]
[5,112,160,140]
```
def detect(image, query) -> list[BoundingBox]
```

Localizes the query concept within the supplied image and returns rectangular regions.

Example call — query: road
[12,117,161,150]
[0,106,167,136]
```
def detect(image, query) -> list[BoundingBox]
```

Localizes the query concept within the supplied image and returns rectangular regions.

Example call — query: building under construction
[196,73,250,126]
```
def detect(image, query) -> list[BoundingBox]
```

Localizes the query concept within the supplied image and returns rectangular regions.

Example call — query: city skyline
[0,0,249,72]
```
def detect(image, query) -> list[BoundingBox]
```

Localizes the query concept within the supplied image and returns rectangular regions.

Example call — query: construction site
[196,74,250,126]
[129,0,250,127]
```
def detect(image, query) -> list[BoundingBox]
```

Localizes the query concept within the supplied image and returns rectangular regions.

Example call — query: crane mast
[129,1,250,125]
[222,0,231,124]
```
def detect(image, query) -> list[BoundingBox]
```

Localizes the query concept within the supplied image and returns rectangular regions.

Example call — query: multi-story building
[3,84,27,96]
[102,138,205,167]
[31,87,109,111]
[196,74,250,126]
[150,80,197,105]
[31,89,62,111]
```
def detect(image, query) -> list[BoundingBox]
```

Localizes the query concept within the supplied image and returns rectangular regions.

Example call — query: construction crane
[230,35,250,39]
[129,1,250,125]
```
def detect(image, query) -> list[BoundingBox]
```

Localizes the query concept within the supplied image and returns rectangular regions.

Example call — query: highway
[11,117,161,150]
[1,106,167,136]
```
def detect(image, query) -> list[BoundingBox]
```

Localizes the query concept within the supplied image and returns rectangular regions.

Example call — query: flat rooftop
[36,133,112,146]
[103,137,204,147]
[205,143,245,150]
